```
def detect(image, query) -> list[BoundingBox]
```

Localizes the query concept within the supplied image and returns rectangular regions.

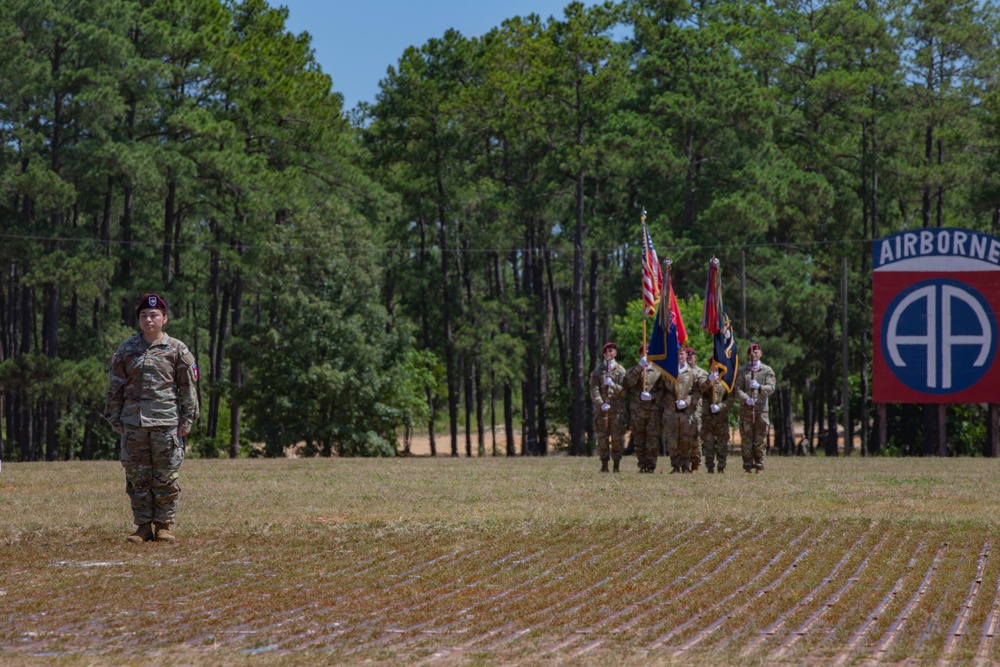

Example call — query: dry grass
[3,454,1000,666]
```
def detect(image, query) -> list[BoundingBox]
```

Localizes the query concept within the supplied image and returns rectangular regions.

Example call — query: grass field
[4,454,1000,666]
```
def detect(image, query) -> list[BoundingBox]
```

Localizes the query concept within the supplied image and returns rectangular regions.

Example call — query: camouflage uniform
[734,361,776,471]
[625,362,665,472]
[104,332,199,526]
[662,364,699,472]
[697,371,736,472]
[688,362,709,471]
[589,360,627,466]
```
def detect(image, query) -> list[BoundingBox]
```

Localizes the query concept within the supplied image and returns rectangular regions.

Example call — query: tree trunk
[464,353,473,458]
[434,187,458,457]
[475,363,485,457]
[228,269,244,458]
[162,180,176,284]
[545,248,567,387]
[43,280,59,461]
[840,257,851,455]
[570,170,586,455]
[120,184,134,325]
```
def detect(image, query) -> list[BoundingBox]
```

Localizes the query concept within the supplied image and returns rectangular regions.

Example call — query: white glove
[604,377,614,387]
[676,400,687,410]
[601,403,610,412]
[708,372,719,382]
[745,397,756,406]
[640,391,652,401]
[749,379,760,389]
[639,356,649,368]
[710,404,721,414]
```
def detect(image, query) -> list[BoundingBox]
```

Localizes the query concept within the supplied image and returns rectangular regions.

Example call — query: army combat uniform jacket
[104,333,200,432]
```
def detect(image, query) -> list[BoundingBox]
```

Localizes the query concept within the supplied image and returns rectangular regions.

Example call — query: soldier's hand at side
[745,397,756,406]
[604,377,614,387]
[114,426,123,435]
[710,404,721,413]
[708,372,719,382]
[601,403,610,412]
[749,379,760,389]
[178,426,191,437]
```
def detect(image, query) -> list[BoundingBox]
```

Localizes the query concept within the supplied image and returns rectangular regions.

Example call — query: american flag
[641,215,663,316]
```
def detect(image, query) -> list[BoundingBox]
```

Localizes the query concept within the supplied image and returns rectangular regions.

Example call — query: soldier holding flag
[663,347,699,473]
[646,257,693,473]
[626,344,666,472]
[700,259,739,473]
[699,357,736,473]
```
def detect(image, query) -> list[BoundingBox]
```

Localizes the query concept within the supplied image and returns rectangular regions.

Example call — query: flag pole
[708,257,719,405]
[664,256,675,386]
[641,207,649,393]
[641,207,648,353]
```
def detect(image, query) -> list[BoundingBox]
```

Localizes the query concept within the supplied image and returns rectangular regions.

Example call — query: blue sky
[278,1,596,111]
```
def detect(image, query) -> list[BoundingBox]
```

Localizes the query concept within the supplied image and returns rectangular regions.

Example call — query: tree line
[2,0,999,461]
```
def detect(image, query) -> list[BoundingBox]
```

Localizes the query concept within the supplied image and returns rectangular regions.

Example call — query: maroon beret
[136,293,169,317]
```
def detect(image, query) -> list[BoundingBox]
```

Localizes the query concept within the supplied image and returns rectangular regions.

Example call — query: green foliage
[3,0,1000,461]
[611,295,712,370]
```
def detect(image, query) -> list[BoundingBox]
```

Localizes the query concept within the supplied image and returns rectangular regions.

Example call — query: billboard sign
[872,228,1000,403]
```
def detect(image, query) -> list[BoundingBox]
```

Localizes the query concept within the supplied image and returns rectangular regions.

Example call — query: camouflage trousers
[663,411,698,469]
[701,414,730,471]
[739,411,770,469]
[120,425,185,525]
[630,407,661,470]
[691,415,703,470]
[594,412,626,460]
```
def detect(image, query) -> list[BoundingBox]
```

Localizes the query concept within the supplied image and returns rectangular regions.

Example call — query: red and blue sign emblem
[873,228,1000,403]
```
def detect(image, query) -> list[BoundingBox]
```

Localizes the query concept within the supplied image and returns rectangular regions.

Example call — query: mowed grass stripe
[870,541,948,661]
[342,541,563,654]
[672,528,824,656]
[943,541,991,657]
[753,525,924,662]
[285,539,492,651]
[740,528,877,656]
[394,522,648,659]
[7,457,1000,665]
[610,523,791,644]
[830,539,927,666]
[975,570,1000,663]
[657,522,823,652]
[178,526,462,651]
[459,523,656,652]
[768,530,895,660]
[434,521,709,658]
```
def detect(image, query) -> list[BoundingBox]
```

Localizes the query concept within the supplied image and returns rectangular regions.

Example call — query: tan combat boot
[126,523,154,544]
[153,522,177,543]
